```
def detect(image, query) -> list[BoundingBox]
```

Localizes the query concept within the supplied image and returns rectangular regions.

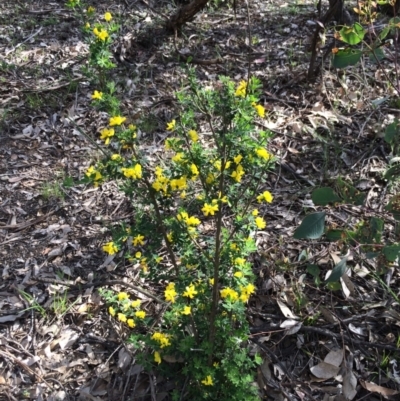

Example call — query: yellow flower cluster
[164,282,177,303]
[256,148,271,160]
[107,292,146,329]
[235,80,247,97]
[86,166,103,185]
[152,167,187,195]
[182,284,197,299]
[151,332,171,348]
[132,234,145,246]
[121,164,142,180]
[100,127,114,145]
[257,190,273,203]
[103,241,118,255]
[231,164,245,183]
[255,216,266,229]
[177,211,201,227]
[201,375,213,386]
[201,202,219,216]
[220,283,256,303]
[93,26,108,41]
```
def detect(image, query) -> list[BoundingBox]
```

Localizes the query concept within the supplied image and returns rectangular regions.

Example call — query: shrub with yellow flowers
[85,69,274,401]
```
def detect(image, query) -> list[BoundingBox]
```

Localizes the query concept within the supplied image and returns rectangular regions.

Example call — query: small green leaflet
[293,212,326,240]
[312,187,341,206]
[382,244,400,262]
[332,49,362,68]
[325,256,348,283]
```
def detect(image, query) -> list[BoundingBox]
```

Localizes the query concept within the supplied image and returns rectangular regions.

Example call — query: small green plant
[294,180,400,286]
[40,181,64,200]
[19,290,47,318]
[70,4,274,399]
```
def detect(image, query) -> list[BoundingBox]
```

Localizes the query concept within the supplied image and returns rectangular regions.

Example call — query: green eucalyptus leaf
[293,212,326,239]
[312,187,341,206]
[325,257,348,283]
[333,49,363,68]
[382,244,400,262]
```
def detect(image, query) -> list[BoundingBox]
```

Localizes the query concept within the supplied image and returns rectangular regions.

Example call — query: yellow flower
[235,257,246,265]
[155,256,163,263]
[252,102,265,118]
[188,130,198,142]
[240,283,256,302]
[85,22,90,29]
[152,332,171,348]
[172,152,184,162]
[234,271,244,278]
[111,154,122,162]
[170,176,187,191]
[252,209,259,216]
[186,264,197,270]
[85,166,102,181]
[103,242,118,255]
[131,300,141,308]
[220,287,239,301]
[235,80,247,97]
[183,284,198,299]
[206,173,215,184]
[166,232,173,243]
[214,160,231,171]
[133,234,145,246]
[109,306,116,316]
[209,278,214,285]
[186,216,201,226]
[154,351,162,364]
[127,319,135,328]
[181,306,191,315]
[100,127,115,145]
[135,310,146,319]
[87,6,95,13]
[255,216,266,229]
[234,154,243,164]
[230,243,238,250]
[257,190,274,203]
[121,164,142,180]
[255,148,271,160]
[117,313,127,323]
[91,90,103,100]
[166,119,176,131]
[190,163,199,177]
[164,283,177,303]
[201,203,219,216]
[201,375,213,386]
[135,251,142,258]
[104,12,112,21]
[97,29,109,41]
[109,116,126,126]
[231,164,244,182]
[118,292,129,301]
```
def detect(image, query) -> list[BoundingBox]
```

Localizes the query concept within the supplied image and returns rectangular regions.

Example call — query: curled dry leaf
[360,380,400,398]
[310,362,340,379]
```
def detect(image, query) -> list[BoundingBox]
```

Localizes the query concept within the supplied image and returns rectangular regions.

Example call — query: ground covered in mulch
[1,0,400,400]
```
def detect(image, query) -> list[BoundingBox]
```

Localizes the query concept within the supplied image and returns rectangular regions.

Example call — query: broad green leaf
[312,187,341,206]
[307,264,320,277]
[384,120,399,145]
[379,25,391,40]
[384,164,400,182]
[339,23,365,45]
[326,282,342,291]
[383,244,400,262]
[369,47,385,63]
[293,212,326,239]
[325,229,345,241]
[333,49,363,68]
[325,257,347,283]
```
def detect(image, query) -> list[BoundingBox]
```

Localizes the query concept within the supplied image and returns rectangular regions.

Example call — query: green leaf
[339,23,365,45]
[384,120,399,145]
[307,264,320,277]
[325,257,348,283]
[382,244,400,262]
[312,187,341,206]
[325,229,345,241]
[293,212,326,239]
[379,25,391,40]
[326,282,342,291]
[369,47,385,63]
[384,164,400,182]
[63,176,74,188]
[335,178,366,205]
[386,195,400,221]
[332,49,363,68]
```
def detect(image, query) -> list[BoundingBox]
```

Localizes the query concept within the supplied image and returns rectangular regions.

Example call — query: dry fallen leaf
[310,362,340,379]
[360,380,400,398]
